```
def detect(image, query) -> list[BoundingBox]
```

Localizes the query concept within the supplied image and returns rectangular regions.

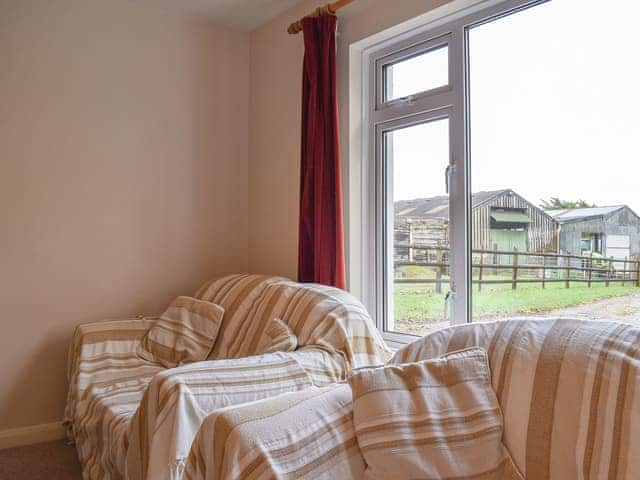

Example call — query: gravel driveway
[532,291,640,326]
[395,291,640,336]
[476,291,640,327]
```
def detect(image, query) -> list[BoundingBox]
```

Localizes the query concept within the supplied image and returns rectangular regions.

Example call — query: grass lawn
[394,280,639,322]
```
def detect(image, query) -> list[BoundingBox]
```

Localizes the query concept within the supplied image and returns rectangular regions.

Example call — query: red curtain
[297,14,346,289]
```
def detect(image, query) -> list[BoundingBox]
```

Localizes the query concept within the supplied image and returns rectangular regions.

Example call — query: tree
[540,197,597,210]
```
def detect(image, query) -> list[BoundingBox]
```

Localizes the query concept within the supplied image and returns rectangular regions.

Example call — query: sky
[390,0,640,214]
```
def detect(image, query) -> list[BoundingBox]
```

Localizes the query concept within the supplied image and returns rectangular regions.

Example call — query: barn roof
[546,205,627,223]
[395,189,511,220]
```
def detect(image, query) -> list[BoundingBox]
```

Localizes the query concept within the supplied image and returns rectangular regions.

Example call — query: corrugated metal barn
[547,206,640,266]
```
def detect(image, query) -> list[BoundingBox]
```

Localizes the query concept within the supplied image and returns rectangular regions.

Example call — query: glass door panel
[468,0,640,324]
[384,117,451,336]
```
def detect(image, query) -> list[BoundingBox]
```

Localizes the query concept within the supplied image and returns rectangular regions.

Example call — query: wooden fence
[394,243,640,292]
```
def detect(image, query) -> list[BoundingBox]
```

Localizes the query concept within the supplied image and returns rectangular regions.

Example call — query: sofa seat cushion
[73,359,163,480]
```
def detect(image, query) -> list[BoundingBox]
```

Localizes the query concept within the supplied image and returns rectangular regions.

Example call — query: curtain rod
[287,0,355,34]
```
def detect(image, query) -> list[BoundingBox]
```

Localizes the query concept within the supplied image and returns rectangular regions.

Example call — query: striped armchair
[64,274,389,480]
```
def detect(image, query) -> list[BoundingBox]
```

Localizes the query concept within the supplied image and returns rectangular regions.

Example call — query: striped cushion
[137,296,224,368]
[255,318,298,355]
[184,384,364,480]
[349,347,522,480]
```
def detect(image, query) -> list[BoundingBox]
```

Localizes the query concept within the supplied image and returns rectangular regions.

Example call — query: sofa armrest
[63,317,158,438]
[184,383,363,480]
[125,350,326,480]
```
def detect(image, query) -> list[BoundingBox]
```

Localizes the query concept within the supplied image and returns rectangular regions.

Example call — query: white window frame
[360,0,547,346]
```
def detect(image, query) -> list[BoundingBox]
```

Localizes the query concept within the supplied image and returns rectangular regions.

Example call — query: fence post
[408,223,414,263]
[635,259,640,287]
[606,256,613,287]
[435,249,443,294]
[493,243,498,267]
[564,254,570,289]
[477,252,483,292]
[587,256,592,288]
[541,256,546,289]
[512,248,519,290]
[622,257,627,287]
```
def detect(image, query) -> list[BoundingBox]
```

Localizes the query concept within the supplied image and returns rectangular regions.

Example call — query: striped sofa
[183,318,640,480]
[63,274,390,480]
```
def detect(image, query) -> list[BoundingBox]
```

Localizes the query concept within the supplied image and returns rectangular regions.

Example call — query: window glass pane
[469,0,640,325]
[384,45,448,102]
[386,118,451,336]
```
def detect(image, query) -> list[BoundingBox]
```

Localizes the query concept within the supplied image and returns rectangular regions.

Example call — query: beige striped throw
[66,274,391,479]
[255,317,298,354]
[392,318,640,479]
[196,275,391,367]
[137,296,224,368]
[181,319,640,480]
[349,347,523,480]
[183,384,364,480]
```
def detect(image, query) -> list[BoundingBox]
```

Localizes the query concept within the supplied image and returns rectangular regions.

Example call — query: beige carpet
[0,440,82,479]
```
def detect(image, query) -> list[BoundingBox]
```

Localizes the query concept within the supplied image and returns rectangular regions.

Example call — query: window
[385,118,451,336]
[383,44,449,102]
[363,0,640,343]
[581,234,603,254]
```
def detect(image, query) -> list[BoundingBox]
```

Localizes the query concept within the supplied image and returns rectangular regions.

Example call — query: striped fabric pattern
[194,274,288,360]
[125,352,320,480]
[183,384,364,480]
[349,347,522,480]
[392,318,640,480]
[137,297,224,368]
[255,317,298,354]
[74,368,159,479]
[63,317,161,443]
[63,318,164,479]
[195,275,391,367]
[182,318,640,480]
[66,274,389,480]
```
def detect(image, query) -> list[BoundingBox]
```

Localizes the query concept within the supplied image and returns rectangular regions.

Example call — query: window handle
[445,164,455,194]
[444,290,455,321]
[400,94,416,105]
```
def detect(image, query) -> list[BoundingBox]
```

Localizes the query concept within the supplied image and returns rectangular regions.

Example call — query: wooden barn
[394,189,558,262]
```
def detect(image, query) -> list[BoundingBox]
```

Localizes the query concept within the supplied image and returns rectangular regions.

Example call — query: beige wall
[0,0,249,430]
[248,0,451,280]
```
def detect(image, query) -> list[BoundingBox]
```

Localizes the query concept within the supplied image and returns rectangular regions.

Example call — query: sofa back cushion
[350,347,522,480]
[230,281,390,367]
[137,296,224,368]
[194,274,287,359]
[196,275,390,368]
[392,319,640,480]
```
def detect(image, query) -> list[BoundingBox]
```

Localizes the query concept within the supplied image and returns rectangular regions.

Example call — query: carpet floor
[0,440,82,479]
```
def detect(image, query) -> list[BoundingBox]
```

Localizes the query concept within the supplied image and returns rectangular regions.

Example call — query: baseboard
[0,421,65,450]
